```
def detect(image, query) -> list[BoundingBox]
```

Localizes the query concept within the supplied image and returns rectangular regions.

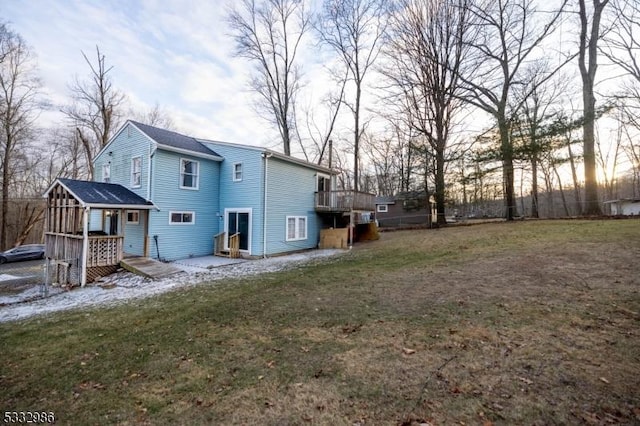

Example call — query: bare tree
[131,102,176,130]
[511,64,567,218]
[62,46,125,179]
[228,0,310,156]
[578,0,610,215]
[383,0,470,225]
[0,24,40,250]
[317,0,387,191]
[458,0,568,220]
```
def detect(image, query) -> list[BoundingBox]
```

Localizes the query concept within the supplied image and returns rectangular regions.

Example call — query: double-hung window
[102,164,111,183]
[233,163,243,181]
[131,156,142,187]
[181,159,199,189]
[286,216,307,241]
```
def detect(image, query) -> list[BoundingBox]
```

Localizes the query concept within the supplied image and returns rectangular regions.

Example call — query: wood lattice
[87,265,119,283]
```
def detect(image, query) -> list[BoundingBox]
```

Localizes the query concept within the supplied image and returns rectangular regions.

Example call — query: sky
[3,0,309,149]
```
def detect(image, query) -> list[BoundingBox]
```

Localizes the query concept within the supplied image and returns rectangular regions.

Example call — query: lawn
[1,220,639,425]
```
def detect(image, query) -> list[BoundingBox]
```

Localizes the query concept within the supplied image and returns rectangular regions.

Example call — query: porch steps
[120,257,182,280]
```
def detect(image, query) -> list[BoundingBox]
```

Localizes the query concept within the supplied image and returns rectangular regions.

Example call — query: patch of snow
[0,249,346,323]
[0,274,19,282]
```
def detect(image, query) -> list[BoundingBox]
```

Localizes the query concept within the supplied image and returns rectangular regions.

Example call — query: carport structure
[44,178,155,287]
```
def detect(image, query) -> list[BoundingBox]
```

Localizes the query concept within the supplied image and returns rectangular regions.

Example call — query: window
[126,210,139,224]
[180,159,199,189]
[170,211,195,225]
[102,164,111,183]
[377,204,388,213]
[131,156,142,187]
[233,163,243,181]
[286,216,307,241]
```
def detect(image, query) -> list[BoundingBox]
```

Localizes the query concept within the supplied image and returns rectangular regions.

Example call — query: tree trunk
[435,148,447,226]
[531,155,539,218]
[499,119,517,220]
[578,0,608,216]
[354,82,361,192]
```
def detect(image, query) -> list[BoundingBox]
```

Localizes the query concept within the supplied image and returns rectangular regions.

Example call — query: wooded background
[2,0,639,250]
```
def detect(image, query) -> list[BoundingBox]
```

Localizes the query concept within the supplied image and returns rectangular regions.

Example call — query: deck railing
[45,232,124,268]
[214,232,241,258]
[315,190,376,212]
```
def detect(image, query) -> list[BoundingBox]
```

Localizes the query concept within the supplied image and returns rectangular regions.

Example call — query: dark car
[0,244,45,264]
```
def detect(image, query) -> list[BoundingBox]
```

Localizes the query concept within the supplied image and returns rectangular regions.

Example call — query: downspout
[262,152,273,258]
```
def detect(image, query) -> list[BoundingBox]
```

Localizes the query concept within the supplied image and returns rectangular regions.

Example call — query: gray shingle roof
[130,120,221,158]
[375,196,396,204]
[58,178,154,207]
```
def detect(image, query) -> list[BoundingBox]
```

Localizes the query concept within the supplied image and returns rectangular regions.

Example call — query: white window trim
[233,162,243,182]
[316,173,332,191]
[126,210,140,224]
[286,216,307,241]
[169,211,196,225]
[131,156,142,188]
[180,158,200,190]
[377,204,388,213]
[102,163,111,183]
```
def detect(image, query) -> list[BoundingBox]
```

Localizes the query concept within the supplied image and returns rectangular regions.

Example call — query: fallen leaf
[517,376,533,385]
[402,347,416,355]
[599,377,610,384]
[258,375,264,380]
[267,360,275,368]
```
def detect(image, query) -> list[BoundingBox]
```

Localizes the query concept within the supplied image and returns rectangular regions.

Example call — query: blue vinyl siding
[148,150,220,261]
[202,142,265,256]
[124,211,145,256]
[264,157,321,255]
[92,123,330,261]
[94,123,151,199]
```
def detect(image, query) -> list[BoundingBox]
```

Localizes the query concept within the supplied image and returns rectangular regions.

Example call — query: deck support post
[80,207,89,287]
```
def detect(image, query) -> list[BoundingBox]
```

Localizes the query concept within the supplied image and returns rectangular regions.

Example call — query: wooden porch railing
[214,232,241,259]
[315,190,376,212]
[45,232,124,268]
[87,235,123,267]
[229,233,240,259]
[214,231,226,256]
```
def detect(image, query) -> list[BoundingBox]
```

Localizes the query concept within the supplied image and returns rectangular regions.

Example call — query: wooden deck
[120,257,182,280]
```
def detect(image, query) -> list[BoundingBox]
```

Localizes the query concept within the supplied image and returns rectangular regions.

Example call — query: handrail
[229,233,241,259]
[315,190,376,211]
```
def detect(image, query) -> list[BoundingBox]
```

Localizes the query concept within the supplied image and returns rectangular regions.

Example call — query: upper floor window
[377,204,388,213]
[181,158,199,189]
[233,163,243,182]
[102,164,111,183]
[131,156,142,187]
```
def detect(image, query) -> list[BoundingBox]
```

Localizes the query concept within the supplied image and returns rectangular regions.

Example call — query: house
[44,120,375,286]
[374,192,434,228]
[603,198,640,216]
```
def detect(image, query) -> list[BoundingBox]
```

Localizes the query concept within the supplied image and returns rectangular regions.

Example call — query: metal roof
[52,178,155,209]
[130,120,222,158]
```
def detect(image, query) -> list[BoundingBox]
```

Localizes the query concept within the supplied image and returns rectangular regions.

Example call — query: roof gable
[48,178,155,209]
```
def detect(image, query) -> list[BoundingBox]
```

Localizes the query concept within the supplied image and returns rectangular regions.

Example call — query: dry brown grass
[1,219,639,424]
